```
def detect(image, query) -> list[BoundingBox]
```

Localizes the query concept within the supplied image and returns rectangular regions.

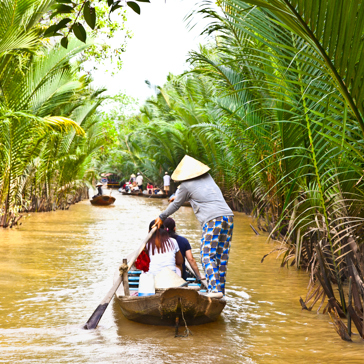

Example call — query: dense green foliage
[0,0,106,226]
[111,0,364,315]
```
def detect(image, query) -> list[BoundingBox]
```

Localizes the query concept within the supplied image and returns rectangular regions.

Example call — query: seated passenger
[147,183,154,194]
[146,220,183,276]
[164,217,204,281]
[131,181,139,191]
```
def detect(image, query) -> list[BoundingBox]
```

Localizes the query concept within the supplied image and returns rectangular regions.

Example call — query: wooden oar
[83,226,157,330]
[185,260,208,289]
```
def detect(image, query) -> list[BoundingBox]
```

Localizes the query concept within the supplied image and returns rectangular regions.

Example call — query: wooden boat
[114,262,226,326]
[121,191,143,196]
[115,285,226,326]
[90,195,116,206]
[148,193,168,199]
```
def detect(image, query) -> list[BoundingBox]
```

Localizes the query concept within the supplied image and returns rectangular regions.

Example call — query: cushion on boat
[154,267,186,289]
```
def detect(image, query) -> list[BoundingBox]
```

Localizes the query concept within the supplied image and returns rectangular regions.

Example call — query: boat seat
[129,270,142,275]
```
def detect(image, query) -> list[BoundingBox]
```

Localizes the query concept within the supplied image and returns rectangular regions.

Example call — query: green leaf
[44,24,57,37]
[55,4,74,13]
[50,4,73,19]
[127,1,140,14]
[55,18,72,32]
[60,36,68,49]
[107,0,114,6]
[135,0,150,2]
[55,0,73,3]
[83,1,96,30]
[110,3,122,13]
[72,22,87,43]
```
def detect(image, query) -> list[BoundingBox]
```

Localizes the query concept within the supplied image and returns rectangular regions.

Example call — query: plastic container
[138,272,155,296]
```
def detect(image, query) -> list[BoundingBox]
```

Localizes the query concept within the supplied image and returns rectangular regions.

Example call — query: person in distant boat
[163,172,171,195]
[153,155,234,299]
[129,173,136,183]
[136,172,143,191]
[163,217,204,281]
[92,182,103,199]
[131,181,139,192]
[147,183,154,194]
[146,220,183,276]
[124,182,130,192]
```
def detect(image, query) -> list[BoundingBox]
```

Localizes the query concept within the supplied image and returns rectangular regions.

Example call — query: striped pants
[200,216,234,294]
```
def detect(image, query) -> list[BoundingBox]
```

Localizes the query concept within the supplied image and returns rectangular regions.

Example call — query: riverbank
[0,186,89,228]
[1,194,363,363]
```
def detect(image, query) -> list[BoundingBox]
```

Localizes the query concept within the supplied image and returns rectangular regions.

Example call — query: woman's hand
[153,217,163,229]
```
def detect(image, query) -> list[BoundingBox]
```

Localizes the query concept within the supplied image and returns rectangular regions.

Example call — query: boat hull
[116,288,226,326]
[148,194,168,199]
[121,191,143,196]
[90,196,116,205]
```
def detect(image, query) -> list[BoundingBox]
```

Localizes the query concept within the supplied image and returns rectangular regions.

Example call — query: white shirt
[148,238,179,275]
[136,175,143,185]
[163,174,171,186]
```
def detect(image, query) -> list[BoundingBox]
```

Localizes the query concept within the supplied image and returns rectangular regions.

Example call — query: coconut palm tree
[0,0,106,226]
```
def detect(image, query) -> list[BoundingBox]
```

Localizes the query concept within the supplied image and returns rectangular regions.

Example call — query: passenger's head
[163,217,176,236]
[147,219,172,255]
[149,219,163,231]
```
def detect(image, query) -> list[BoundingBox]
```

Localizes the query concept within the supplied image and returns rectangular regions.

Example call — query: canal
[0,193,363,363]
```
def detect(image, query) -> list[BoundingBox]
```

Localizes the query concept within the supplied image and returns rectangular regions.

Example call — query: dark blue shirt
[171,233,191,280]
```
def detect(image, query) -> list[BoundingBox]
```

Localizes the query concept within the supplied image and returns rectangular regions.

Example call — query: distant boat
[90,195,116,206]
[148,194,168,199]
[121,191,143,196]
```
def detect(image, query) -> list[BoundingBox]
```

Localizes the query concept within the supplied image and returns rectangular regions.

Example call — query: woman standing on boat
[154,155,234,298]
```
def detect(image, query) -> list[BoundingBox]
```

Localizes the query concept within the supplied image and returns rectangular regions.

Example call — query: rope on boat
[118,262,128,275]
[174,298,193,338]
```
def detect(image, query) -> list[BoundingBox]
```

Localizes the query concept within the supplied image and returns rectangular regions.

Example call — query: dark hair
[147,220,173,255]
[163,217,176,236]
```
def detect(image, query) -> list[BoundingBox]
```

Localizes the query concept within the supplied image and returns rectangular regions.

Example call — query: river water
[0,193,363,363]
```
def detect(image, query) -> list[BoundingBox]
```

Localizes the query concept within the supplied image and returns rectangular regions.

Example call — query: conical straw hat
[171,155,210,182]
[154,267,186,289]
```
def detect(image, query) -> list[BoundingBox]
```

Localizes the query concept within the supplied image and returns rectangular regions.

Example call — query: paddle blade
[83,303,109,329]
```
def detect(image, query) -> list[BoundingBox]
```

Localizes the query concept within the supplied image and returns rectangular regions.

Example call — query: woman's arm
[175,250,183,272]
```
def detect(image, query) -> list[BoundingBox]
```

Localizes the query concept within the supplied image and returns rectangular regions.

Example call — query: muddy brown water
[0,193,363,363]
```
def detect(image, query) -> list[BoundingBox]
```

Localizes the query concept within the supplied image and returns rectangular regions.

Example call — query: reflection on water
[0,193,363,363]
